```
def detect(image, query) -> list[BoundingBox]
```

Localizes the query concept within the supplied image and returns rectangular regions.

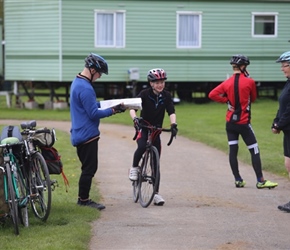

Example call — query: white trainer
[153,194,165,206]
[129,167,138,181]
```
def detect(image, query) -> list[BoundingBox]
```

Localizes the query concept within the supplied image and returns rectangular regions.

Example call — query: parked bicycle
[132,119,175,208]
[19,120,53,222]
[0,136,29,235]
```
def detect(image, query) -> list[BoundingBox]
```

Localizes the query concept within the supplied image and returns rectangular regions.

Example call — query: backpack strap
[61,171,70,192]
[7,126,14,137]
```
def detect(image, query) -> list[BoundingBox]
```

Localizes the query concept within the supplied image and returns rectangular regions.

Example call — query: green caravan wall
[4,0,290,83]
[0,22,2,77]
[4,0,61,81]
[61,0,290,83]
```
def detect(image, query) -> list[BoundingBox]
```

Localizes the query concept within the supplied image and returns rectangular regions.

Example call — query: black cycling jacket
[274,78,290,130]
[137,88,175,127]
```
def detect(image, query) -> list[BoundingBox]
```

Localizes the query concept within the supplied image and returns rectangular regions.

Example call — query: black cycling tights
[229,144,263,181]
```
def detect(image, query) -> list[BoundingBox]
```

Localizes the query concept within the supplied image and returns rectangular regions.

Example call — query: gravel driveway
[1,120,290,250]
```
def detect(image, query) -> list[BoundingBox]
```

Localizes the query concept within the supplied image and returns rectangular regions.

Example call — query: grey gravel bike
[19,120,52,221]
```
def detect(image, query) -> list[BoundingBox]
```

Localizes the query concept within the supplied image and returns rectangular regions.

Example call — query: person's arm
[130,109,137,120]
[251,79,257,103]
[208,83,227,103]
[169,113,176,125]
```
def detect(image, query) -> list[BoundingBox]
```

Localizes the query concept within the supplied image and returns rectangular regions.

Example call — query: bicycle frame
[132,119,174,207]
[20,120,52,221]
[0,139,29,235]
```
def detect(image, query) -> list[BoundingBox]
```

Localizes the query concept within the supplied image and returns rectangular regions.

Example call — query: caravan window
[252,12,278,38]
[176,11,202,49]
[94,10,126,48]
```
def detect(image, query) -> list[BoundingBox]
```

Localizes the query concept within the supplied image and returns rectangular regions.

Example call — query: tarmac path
[1,120,290,250]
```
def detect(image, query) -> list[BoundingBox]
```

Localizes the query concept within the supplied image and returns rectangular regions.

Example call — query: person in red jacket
[208,54,278,189]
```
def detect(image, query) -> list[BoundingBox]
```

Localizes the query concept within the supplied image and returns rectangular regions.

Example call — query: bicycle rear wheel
[139,146,160,208]
[16,166,29,227]
[6,163,19,235]
[29,152,51,221]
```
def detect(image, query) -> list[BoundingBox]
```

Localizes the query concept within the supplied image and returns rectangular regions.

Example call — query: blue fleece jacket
[70,76,113,146]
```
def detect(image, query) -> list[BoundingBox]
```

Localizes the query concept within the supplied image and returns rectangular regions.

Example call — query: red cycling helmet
[147,68,167,82]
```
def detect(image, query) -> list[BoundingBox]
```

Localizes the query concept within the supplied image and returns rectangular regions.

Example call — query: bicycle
[132,119,175,208]
[19,120,52,222]
[0,136,29,235]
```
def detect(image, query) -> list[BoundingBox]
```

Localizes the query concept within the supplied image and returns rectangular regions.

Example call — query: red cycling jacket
[208,73,257,124]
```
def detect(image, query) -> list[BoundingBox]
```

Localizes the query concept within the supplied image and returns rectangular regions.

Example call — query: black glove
[171,123,178,137]
[271,123,280,130]
[133,117,142,130]
[112,104,126,114]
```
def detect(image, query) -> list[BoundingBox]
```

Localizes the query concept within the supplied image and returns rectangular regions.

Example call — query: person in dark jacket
[70,53,126,210]
[272,51,290,212]
[129,68,177,206]
[208,54,278,189]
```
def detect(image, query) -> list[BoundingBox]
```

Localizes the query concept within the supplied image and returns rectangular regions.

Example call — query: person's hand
[171,123,178,137]
[227,101,234,112]
[133,117,141,130]
[112,104,126,114]
[271,123,280,134]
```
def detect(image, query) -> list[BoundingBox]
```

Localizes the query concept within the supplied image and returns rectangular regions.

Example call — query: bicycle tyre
[139,146,160,208]
[29,152,51,221]
[132,168,140,203]
[16,165,29,227]
[6,163,19,235]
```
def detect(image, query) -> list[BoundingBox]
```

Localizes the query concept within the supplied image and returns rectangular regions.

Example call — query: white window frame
[94,10,126,48]
[176,11,202,49]
[251,12,278,38]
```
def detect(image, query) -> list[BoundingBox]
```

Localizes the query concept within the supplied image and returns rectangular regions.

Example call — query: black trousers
[76,138,99,200]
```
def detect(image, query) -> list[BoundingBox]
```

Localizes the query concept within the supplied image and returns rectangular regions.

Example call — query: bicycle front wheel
[6,163,19,235]
[139,146,160,208]
[132,167,140,203]
[29,152,51,221]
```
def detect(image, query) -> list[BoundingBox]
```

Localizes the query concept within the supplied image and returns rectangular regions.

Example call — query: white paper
[100,97,142,110]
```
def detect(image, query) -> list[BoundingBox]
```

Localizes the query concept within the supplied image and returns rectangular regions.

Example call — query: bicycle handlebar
[132,124,175,146]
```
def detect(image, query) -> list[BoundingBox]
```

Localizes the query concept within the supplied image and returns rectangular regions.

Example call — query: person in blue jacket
[70,53,126,210]
[272,51,290,213]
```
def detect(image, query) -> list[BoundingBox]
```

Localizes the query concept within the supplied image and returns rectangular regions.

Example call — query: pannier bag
[32,128,56,148]
[40,146,69,191]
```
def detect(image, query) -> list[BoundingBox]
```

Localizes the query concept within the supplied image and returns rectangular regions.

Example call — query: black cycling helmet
[230,54,250,66]
[147,68,167,82]
[84,53,108,75]
[276,51,290,63]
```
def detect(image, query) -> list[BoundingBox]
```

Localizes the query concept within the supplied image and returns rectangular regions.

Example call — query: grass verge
[0,97,287,248]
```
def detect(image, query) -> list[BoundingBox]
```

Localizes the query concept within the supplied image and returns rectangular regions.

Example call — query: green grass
[0,96,287,248]
[0,129,101,249]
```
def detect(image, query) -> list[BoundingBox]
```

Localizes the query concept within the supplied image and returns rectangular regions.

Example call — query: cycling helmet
[84,53,108,75]
[230,54,250,66]
[147,68,167,82]
[276,51,290,63]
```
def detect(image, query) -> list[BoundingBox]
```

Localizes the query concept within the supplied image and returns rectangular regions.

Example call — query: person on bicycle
[272,51,290,212]
[208,54,278,189]
[70,53,126,210]
[129,68,178,206]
